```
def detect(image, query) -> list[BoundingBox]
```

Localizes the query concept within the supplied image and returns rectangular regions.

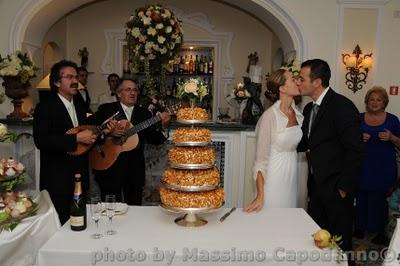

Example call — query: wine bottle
[208,56,213,74]
[70,174,87,231]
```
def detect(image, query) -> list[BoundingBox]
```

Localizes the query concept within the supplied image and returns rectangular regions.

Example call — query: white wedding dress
[253,100,303,208]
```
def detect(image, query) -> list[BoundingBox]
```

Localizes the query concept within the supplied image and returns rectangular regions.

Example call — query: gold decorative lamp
[342,44,373,93]
[36,74,84,90]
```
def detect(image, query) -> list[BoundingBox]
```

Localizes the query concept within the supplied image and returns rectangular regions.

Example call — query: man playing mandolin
[88,79,170,205]
[33,60,99,224]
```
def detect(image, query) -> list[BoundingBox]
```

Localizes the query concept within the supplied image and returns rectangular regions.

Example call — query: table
[0,190,60,266]
[38,207,345,265]
[384,218,400,265]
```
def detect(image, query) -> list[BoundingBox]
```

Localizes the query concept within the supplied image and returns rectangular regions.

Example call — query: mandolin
[89,105,179,170]
[66,111,122,156]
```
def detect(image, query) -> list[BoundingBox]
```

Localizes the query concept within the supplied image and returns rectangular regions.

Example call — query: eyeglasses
[121,87,139,93]
[61,74,79,80]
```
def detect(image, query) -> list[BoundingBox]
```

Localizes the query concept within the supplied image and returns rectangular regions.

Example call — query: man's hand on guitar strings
[76,129,97,145]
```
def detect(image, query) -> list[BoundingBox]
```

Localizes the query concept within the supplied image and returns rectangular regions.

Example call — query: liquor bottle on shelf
[204,57,209,75]
[208,56,213,74]
[199,55,204,74]
[194,55,199,74]
[189,55,194,74]
[179,56,184,74]
[173,56,179,74]
[184,55,189,74]
[70,173,87,231]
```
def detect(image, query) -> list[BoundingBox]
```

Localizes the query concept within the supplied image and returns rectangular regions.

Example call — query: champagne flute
[105,194,117,235]
[90,196,103,239]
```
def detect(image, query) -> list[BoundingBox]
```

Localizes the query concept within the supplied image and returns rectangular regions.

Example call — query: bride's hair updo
[265,69,287,103]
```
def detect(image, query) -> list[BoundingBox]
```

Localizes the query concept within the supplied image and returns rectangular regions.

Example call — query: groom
[297,59,364,259]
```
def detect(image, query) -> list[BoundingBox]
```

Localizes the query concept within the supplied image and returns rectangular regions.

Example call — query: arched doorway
[9,0,305,61]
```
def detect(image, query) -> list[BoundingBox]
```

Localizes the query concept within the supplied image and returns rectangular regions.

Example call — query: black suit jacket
[75,88,92,113]
[298,88,364,195]
[33,92,89,196]
[87,101,167,187]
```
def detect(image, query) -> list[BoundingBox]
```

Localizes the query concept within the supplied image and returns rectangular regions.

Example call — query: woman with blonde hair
[245,69,303,211]
[354,86,400,245]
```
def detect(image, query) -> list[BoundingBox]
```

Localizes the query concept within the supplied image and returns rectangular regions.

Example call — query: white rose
[157,36,166,44]
[131,28,141,38]
[165,26,172,33]
[159,48,167,54]
[147,27,156,36]
[163,10,171,18]
[142,16,151,25]
[184,82,198,94]
[0,123,7,137]
[155,23,164,30]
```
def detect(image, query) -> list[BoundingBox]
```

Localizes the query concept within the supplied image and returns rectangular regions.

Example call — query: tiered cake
[160,107,224,225]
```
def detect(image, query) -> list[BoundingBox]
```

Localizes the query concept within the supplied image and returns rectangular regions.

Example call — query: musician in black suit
[33,60,97,224]
[297,59,364,260]
[88,79,170,205]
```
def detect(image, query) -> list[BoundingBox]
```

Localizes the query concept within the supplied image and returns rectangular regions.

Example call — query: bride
[245,69,303,212]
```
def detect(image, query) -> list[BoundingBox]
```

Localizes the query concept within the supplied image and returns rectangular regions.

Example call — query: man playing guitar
[87,78,170,205]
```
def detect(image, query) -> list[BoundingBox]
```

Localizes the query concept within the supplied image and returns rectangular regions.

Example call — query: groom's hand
[338,189,346,198]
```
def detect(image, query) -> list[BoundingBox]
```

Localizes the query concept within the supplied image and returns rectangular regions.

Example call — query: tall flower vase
[189,98,197,108]
[2,76,30,120]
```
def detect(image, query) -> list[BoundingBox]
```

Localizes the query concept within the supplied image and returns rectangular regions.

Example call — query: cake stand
[160,202,224,227]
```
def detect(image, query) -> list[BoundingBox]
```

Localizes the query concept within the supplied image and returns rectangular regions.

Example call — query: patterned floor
[353,233,390,266]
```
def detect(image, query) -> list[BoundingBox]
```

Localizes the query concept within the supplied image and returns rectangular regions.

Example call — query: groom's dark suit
[298,88,364,252]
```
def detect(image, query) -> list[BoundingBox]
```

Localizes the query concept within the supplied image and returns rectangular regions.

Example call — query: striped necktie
[308,104,319,138]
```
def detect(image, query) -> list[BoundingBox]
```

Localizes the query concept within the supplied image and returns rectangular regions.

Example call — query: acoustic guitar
[89,105,179,171]
[66,111,122,156]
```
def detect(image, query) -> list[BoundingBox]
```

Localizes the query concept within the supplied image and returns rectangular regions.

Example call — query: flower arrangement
[0,123,18,143]
[227,82,251,103]
[125,4,183,97]
[0,190,37,232]
[176,78,208,100]
[280,58,300,77]
[0,51,39,83]
[125,4,183,64]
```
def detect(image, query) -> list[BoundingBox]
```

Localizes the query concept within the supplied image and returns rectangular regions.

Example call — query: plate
[161,181,219,192]
[101,203,128,216]
[159,202,224,214]
[173,141,210,147]
[170,163,215,170]
[176,119,209,124]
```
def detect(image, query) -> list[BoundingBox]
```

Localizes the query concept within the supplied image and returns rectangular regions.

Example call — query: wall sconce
[342,44,373,93]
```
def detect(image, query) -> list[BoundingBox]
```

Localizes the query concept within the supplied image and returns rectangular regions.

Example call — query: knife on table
[219,207,236,222]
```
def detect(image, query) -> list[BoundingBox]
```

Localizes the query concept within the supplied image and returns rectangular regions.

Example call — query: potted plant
[0,51,39,120]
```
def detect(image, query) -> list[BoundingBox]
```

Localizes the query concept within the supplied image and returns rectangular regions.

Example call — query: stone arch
[9,0,306,61]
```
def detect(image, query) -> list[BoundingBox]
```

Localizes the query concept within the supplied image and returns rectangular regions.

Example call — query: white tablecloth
[384,218,400,265]
[0,190,61,266]
[38,207,345,265]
